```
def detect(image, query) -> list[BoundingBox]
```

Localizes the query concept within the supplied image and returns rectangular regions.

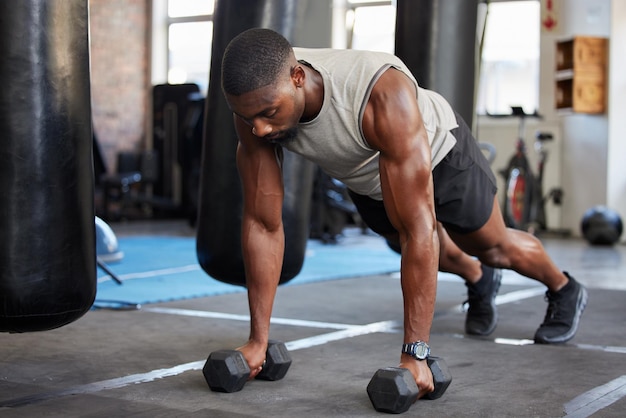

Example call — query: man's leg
[387,223,503,336]
[446,198,588,344]
[437,223,479,277]
[437,224,502,336]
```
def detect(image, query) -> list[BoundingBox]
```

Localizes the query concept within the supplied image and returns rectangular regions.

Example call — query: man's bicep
[362,68,436,234]
[378,150,435,237]
[372,96,435,235]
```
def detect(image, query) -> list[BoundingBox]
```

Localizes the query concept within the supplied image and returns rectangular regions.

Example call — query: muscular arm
[362,68,440,395]
[234,115,285,376]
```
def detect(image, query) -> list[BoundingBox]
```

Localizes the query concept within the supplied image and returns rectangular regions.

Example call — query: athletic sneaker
[464,265,502,336]
[534,273,588,344]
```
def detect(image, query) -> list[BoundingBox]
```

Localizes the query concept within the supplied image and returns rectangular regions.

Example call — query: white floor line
[393,271,543,286]
[0,360,206,408]
[495,287,546,305]
[97,264,201,284]
[285,320,398,351]
[143,307,360,330]
[444,333,626,355]
[493,337,535,346]
[564,375,626,417]
[145,284,546,329]
[440,286,547,317]
[575,344,626,355]
[495,339,626,354]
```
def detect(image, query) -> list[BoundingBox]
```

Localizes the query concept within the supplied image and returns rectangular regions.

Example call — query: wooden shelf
[555,36,607,114]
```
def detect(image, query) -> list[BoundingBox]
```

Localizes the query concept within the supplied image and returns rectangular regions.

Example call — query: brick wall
[89,0,149,173]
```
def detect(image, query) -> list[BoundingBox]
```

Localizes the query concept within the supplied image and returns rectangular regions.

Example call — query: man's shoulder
[294,47,353,61]
[294,49,407,84]
[294,47,396,63]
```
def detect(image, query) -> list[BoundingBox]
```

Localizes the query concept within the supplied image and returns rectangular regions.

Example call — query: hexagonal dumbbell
[203,340,292,393]
[366,356,452,414]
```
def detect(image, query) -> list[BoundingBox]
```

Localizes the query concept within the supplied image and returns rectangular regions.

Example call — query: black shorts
[349,112,498,235]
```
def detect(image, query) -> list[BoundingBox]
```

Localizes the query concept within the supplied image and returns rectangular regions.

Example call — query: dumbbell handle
[424,356,451,400]
[256,339,292,381]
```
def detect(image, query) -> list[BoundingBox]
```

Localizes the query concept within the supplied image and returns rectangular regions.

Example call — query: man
[220,28,588,398]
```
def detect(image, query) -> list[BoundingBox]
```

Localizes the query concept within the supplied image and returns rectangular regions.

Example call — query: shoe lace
[542,292,568,324]
[463,289,489,315]
[462,288,479,313]
[544,293,556,320]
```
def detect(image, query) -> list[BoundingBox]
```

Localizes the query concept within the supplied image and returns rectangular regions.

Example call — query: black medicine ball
[580,206,623,245]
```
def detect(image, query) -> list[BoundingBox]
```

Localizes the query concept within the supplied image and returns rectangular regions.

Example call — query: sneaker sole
[534,286,589,344]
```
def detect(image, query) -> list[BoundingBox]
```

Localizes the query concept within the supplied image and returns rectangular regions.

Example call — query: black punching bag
[395,0,479,128]
[0,0,96,332]
[196,0,314,287]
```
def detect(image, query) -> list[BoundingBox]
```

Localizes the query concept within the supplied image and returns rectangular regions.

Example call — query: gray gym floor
[1,222,625,417]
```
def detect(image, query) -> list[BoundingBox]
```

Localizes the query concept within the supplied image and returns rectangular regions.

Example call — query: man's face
[226,76,304,146]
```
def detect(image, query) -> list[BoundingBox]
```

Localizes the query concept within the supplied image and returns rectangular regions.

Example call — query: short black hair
[221,28,293,96]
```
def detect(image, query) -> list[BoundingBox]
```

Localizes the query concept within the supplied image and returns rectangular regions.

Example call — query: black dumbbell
[366,356,452,414]
[203,340,292,393]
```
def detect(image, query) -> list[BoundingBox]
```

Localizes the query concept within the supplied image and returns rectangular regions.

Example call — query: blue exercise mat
[95,235,401,306]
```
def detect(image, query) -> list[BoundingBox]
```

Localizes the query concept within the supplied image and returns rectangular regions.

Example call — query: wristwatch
[402,341,430,360]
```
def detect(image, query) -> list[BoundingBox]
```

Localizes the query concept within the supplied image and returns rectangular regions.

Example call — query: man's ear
[291,65,305,88]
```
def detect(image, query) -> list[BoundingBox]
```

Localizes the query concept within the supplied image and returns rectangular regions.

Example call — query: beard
[263,126,299,145]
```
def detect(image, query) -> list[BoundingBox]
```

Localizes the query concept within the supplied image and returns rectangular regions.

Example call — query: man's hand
[237,340,267,379]
[400,353,434,398]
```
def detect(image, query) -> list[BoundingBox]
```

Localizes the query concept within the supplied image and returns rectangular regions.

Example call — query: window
[156,0,539,113]
[477,1,540,115]
[167,20,213,92]
[153,0,215,94]
[348,1,395,53]
[332,0,540,116]
[333,0,395,52]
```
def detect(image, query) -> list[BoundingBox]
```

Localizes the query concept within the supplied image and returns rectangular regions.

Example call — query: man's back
[283,47,458,200]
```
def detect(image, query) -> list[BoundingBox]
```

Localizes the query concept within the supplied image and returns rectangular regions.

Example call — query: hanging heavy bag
[0,0,96,332]
[196,0,313,287]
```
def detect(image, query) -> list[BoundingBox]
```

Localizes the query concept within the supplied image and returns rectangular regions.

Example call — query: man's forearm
[242,222,285,344]
[400,234,439,344]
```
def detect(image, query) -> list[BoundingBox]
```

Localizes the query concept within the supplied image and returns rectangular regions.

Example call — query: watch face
[413,343,429,359]
[403,342,430,360]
